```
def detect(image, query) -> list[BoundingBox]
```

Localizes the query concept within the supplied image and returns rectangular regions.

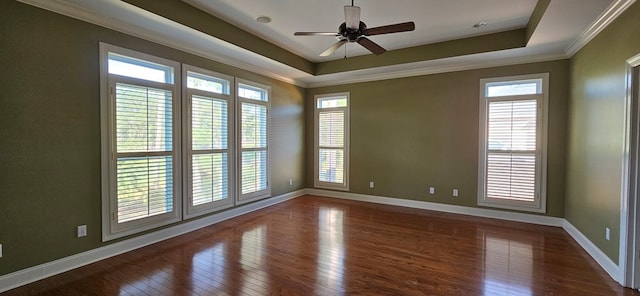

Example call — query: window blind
[318,110,345,183]
[319,111,344,147]
[486,99,537,201]
[115,82,174,223]
[241,103,267,148]
[240,101,268,195]
[191,95,228,205]
[241,150,267,194]
[117,156,173,222]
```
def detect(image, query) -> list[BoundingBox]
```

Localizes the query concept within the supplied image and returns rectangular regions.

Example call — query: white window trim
[236,78,271,204]
[182,64,235,219]
[477,73,549,213]
[99,42,182,241]
[314,92,350,191]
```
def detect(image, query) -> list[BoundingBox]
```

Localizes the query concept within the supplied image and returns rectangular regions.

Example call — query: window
[100,43,181,240]
[478,74,548,213]
[100,43,275,239]
[314,93,349,190]
[237,80,270,203]
[183,65,234,218]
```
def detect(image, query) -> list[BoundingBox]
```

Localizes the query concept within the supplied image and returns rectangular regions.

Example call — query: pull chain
[344,44,347,59]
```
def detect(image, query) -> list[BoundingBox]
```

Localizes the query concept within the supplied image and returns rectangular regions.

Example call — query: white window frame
[314,92,350,191]
[99,43,182,241]
[236,79,271,204]
[478,73,549,213]
[182,65,235,219]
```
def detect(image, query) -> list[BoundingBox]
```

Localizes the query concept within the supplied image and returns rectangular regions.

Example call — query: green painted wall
[0,1,305,276]
[307,60,569,217]
[565,1,640,263]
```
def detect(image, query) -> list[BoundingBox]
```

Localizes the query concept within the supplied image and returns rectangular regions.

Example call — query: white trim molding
[621,53,640,288]
[306,189,564,227]
[0,189,305,293]
[563,220,622,283]
[565,0,637,56]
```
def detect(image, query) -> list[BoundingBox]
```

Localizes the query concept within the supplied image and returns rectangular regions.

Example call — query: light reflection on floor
[119,266,174,295]
[482,232,535,296]
[240,225,267,295]
[192,242,226,291]
[317,206,346,293]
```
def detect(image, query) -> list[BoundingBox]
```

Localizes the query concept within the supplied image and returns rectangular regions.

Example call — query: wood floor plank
[2,195,639,295]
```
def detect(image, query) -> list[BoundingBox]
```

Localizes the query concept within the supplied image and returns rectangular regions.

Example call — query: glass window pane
[486,79,541,97]
[116,156,173,223]
[116,83,173,153]
[317,97,347,108]
[187,71,229,94]
[238,83,268,101]
[108,53,173,83]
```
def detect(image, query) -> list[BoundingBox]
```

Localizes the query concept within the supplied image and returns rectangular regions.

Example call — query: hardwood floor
[3,195,639,295]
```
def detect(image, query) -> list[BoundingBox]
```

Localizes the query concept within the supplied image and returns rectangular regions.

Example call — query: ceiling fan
[294,1,415,57]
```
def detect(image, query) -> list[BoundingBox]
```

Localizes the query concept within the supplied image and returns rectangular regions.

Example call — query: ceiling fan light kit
[294,1,415,57]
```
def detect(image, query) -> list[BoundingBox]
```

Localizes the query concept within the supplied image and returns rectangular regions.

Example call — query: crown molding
[305,52,568,88]
[565,0,637,56]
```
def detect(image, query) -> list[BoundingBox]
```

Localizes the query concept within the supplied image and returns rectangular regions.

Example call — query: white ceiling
[19,0,632,87]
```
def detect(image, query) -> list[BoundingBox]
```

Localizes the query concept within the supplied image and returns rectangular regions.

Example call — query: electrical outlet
[429,187,435,195]
[78,225,87,238]
[289,178,293,186]
[369,181,375,188]
[453,189,459,197]
[606,228,610,241]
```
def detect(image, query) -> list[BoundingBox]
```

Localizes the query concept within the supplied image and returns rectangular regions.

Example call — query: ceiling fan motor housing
[339,22,367,42]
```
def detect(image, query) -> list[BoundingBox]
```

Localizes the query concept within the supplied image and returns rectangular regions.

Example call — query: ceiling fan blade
[344,5,361,29]
[320,40,348,57]
[357,37,386,55]
[364,21,415,36]
[294,32,339,36]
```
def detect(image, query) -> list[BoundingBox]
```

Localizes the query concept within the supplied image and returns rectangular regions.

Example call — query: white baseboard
[0,189,305,293]
[562,220,622,284]
[306,189,565,227]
